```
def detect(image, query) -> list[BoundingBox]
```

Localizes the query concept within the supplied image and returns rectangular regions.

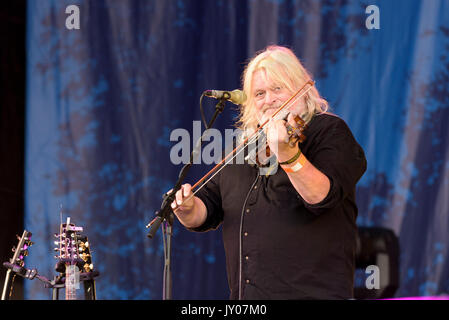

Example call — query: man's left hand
[265,113,300,163]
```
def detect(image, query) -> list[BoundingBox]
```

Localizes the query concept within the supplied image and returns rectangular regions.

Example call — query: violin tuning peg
[11,246,16,253]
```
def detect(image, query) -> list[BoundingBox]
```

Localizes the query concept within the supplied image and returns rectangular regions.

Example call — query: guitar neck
[65,264,78,300]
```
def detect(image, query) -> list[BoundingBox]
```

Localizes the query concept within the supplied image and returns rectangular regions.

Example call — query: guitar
[54,218,84,300]
[1,230,34,300]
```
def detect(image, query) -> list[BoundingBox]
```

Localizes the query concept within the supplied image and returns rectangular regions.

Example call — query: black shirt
[191,113,367,300]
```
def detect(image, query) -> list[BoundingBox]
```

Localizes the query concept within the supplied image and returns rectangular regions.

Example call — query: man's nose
[265,90,277,105]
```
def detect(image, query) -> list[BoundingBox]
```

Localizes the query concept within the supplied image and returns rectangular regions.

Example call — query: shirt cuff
[303,175,343,215]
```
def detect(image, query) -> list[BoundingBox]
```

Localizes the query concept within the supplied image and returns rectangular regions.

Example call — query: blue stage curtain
[25,0,449,299]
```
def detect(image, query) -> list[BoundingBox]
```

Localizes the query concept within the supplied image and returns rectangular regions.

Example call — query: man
[171,45,367,299]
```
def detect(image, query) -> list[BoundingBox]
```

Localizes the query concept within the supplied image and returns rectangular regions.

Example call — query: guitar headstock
[54,217,84,272]
[77,235,94,273]
[10,230,34,268]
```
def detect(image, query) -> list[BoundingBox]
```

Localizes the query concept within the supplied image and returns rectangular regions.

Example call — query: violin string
[172,81,315,212]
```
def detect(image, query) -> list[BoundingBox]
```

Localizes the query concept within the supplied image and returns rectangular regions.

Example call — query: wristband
[281,153,306,173]
[278,147,301,165]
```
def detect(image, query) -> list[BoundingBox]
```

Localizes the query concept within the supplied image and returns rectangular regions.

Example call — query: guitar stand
[45,270,100,300]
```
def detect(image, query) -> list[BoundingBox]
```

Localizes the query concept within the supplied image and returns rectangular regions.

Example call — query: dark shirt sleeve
[187,170,224,232]
[302,116,367,214]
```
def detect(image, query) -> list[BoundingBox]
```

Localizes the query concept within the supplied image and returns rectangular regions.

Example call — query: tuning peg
[11,246,16,253]
[16,234,21,241]
[54,233,60,238]
[26,241,34,246]
[54,240,60,245]
[83,263,93,272]
[22,250,29,257]
[80,253,90,260]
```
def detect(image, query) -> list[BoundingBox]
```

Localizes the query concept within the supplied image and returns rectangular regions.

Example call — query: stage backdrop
[25,0,449,299]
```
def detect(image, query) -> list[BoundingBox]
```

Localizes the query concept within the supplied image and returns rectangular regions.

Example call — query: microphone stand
[146,97,227,300]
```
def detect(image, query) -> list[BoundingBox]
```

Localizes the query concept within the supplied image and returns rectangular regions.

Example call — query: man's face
[251,69,303,125]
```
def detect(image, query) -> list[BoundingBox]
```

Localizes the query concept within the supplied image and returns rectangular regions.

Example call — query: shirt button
[245,279,250,284]
[246,208,250,213]
[244,232,248,237]
[254,185,257,190]
[245,256,249,260]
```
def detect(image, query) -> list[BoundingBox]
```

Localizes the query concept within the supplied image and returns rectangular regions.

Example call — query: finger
[175,188,184,206]
[183,184,192,197]
[274,119,288,137]
[287,112,296,126]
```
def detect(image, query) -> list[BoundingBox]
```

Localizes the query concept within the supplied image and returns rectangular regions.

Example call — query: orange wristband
[281,153,306,173]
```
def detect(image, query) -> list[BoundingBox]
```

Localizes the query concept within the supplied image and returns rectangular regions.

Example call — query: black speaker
[354,227,400,299]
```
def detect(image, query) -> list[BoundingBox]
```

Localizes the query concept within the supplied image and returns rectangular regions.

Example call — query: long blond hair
[236,45,329,133]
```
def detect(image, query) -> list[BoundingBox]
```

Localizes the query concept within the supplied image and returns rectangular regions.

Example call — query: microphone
[204,89,247,105]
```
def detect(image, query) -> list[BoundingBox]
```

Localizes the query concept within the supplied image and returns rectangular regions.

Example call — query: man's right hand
[170,183,195,213]
[168,184,207,229]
